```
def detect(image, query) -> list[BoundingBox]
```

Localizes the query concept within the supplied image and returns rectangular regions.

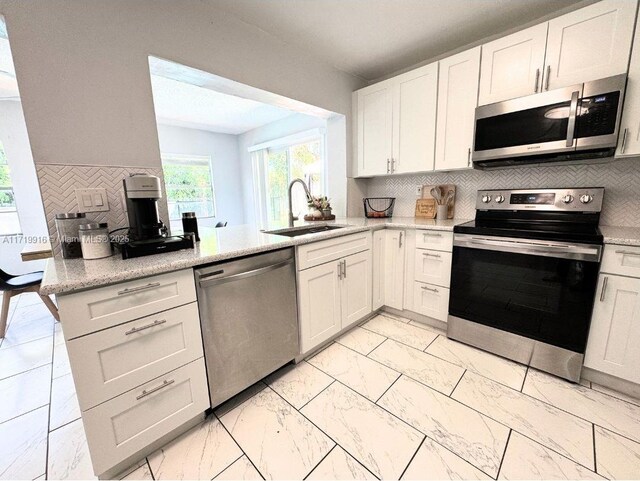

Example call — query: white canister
[79,223,112,260]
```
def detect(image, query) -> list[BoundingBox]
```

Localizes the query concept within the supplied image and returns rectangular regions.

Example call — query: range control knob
[562,194,574,204]
[494,194,505,203]
[580,194,593,204]
[481,194,492,203]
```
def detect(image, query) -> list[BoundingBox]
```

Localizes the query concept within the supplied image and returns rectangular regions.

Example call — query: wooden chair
[1,268,59,338]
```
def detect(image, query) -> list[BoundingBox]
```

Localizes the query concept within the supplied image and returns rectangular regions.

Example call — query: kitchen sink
[266,225,346,237]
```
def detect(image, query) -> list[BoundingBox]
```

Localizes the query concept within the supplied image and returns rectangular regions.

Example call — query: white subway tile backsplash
[366,158,640,226]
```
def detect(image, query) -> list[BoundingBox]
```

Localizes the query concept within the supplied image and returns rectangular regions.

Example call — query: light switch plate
[75,188,109,213]
[416,186,422,196]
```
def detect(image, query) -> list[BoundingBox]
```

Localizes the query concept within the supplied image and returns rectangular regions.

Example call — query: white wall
[156,124,244,228]
[0,0,363,170]
[0,100,48,274]
[237,113,332,226]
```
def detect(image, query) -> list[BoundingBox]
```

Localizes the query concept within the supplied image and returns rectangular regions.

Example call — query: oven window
[474,101,570,151]
[449,246,600,352]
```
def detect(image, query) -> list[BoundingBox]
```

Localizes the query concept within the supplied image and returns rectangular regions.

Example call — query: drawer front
[414,249,452,288]
[412,281,450,322]
[59,269,197,339]
[67,302,203,410]
[601,245,640,277]
[82,358,209,475]
[297,232,371,270]
[415,230,453,252]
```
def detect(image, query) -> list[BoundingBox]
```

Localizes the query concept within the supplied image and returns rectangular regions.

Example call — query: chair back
[215,221,228,228]
[0,268,13,291]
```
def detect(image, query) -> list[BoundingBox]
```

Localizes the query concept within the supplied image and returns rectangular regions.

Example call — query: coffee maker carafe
[123,173,166,241]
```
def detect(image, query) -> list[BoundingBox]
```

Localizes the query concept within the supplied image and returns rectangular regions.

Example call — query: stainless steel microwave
[472,74,626,169]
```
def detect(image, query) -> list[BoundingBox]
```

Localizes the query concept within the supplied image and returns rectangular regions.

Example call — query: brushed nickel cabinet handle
[615,249,640,256]
[423,232,442,238]
[391,158,396,173]
[386,159,390,174]
[117,282,161,296]
[545,65,551,90]
[621,128,629,154]
[467,148,471,167]
[600,276,609,302]
[423,252,442,258]
[337,261,343,280]
[136,379,175,400]
[534,68,540,93]
[125,319,167,335]
[399,232,403,248]
[421,285,439,293]
[342,259,347,279]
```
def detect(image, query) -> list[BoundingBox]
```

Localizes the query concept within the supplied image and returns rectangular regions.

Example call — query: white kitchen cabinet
[544,0,637,91]
[585,274,640,384]
[372,230,385,310]
[342,250,373,327]
[412,281,450,323]
[298,260,343,353]
[356,80,393,176]
[383,230,406,310]
[298,240,373,353]
[479,0,637,101]
[617,11,640,158]
[392,63,438,173]
[435,46,481,171]
[414,249,452,288]
[479,23,549,105]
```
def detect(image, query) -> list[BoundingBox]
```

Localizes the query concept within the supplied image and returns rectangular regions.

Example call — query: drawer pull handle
[423,252,442,258]
[423,232,442,238]
[125,319,167,335]
[118,282,161,295]
[421,286,439,293]
[615,250,640,257]
[600,276,609,302]
[136,379,175,400]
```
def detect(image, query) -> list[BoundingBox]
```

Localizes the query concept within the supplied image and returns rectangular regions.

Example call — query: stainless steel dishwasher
[195,248,299,407]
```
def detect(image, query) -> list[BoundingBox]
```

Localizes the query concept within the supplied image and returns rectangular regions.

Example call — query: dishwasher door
[195,248,299,407]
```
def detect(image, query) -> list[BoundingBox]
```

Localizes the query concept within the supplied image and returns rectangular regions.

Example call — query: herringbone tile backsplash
[366,158,640,226]
[36,164,170,255]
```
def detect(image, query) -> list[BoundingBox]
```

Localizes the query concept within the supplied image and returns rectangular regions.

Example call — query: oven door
[449,234,601,353]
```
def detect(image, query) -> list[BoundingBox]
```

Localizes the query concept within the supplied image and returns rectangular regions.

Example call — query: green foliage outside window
[0,142,15,207]
[161,155,216,220]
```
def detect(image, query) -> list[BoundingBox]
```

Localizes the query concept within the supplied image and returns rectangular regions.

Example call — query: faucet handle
[292,215,299,221]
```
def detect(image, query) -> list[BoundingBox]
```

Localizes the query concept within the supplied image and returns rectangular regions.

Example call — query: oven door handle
[454,234,602,262]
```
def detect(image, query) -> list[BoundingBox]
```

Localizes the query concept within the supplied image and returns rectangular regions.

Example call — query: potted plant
[307,196,332,219]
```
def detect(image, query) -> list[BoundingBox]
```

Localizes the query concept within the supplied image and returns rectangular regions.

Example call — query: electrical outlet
[75,188,109,213]
[416,186,422,196]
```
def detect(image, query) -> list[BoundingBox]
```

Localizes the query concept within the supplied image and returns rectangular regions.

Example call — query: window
[161,154,216,221]
[252,131,325,229]
[0,141,20,236]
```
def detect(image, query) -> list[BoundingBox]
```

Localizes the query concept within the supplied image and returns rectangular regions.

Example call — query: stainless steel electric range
[448,187,605,382]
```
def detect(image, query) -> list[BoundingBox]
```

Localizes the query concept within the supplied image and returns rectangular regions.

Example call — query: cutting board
[422,184,456,219]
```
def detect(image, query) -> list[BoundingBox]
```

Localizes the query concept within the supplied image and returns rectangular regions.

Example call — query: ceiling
[213,0,588,81]
[150,75,295,135]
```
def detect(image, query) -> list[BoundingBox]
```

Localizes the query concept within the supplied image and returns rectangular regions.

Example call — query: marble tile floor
[3,299,640,480]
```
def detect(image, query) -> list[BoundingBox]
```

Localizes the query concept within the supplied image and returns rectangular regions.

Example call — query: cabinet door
[585,275,640,383]
[298,261,342,353]
[414,249,452,288]
[342,250,373,328]
[435,46,481,171]
[372,230,385,310]
[544,0,637,91]
[384,230,406,310]
[617,13,640,158]
[392,63,438,173]
[479,23,548,105]
[413,282,450,323]
[356,81,393,176]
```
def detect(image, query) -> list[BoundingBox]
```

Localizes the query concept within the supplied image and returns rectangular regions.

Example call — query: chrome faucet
[288,178,312,227]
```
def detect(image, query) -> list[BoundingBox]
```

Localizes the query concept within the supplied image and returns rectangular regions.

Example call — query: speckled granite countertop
[41,217,470,295]
[601,226,640,247]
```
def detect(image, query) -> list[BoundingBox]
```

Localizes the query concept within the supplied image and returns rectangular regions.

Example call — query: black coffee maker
[118,173,194,259]
[123,173,166,241]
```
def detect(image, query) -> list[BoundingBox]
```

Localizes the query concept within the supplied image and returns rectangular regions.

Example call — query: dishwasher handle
[198,258,294,288]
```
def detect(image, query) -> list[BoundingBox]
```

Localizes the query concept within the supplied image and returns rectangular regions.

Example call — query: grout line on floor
[592,423,597,473]
[44,332,55,481]
[209,453,244,480]
[423,333,440,352]
[374,372,402,404]
[448,369,466,398]
[214,412,266,480]
[297,379,336,412]
[520,367,529,392]
[0,402,50,427]
[495,429,512,480]
[397,434,426,480]
[302,443,337,480]
[144,458,155,481]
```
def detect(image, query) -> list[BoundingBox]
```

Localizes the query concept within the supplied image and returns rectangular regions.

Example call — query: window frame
[0,140,22,236]
[160,153,217,222]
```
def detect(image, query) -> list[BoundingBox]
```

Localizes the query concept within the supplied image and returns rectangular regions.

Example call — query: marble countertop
[601,226,640,247]
[41,217,470,295]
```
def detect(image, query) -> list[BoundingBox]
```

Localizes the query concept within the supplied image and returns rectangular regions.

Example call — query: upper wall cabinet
[355,63,438,176]
[479,23,549,105]
[356,80,393,176]
[479,0,637,105]
[617,6,640,158]
[435,47,481,171]
[392,63,439,174]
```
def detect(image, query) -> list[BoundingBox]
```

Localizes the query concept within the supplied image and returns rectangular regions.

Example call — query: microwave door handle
[566,90,579,148]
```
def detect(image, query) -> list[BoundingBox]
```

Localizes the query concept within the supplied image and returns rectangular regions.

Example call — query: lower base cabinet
[83,358,209,475]
[412,281,450,322]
